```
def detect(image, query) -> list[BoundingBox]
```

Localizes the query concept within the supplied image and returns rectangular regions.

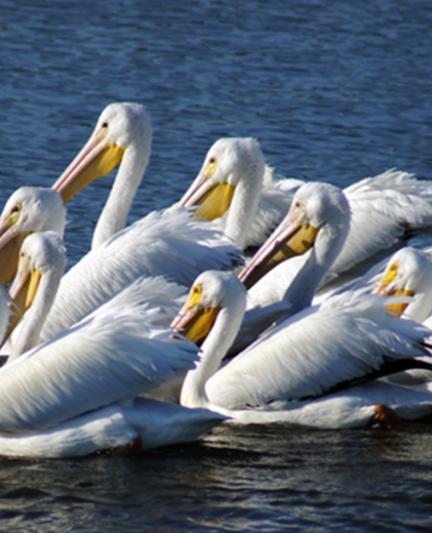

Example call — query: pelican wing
[332,169,432,274]
[206,292,431,410]
[0,284,197,432]
[40,207,242,340]
[229,299,294,355]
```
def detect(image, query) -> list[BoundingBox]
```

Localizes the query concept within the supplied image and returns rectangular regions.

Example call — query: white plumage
[0,274,197,432]
[40,208,240,341]
[0,400,225,459]
[332,169,432,275]
[0,108,243,341]
[175,270,432,427]
[207,291,430,409]
[0,233,226,457]
[233,182,351,352]
[224,381,432,429]
[182,136,432,273]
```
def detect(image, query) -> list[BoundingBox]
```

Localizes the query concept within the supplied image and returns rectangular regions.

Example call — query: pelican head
[239,182,351,288]
[171,270,246,345]
[180,138,265,222]
[374,247,432,319]
[52,102,152,203]
[4,231,67,351]
[0,187,66,284]
[172,271,246,408]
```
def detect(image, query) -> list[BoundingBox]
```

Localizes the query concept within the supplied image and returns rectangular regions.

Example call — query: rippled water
[1,0,432,529]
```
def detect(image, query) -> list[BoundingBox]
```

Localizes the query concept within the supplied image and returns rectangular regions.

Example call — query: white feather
[0,400,226,458]
[207,292,431,409]
[40,207,241,341]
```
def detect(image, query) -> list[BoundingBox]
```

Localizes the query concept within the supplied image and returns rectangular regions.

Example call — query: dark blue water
[1,0,432,529]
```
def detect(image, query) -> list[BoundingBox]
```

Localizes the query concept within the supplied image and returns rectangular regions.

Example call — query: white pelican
[172,270,432,427]
[367,247,432,387]
[52,102,152,249]
[181,137,432,270]
[309,244,432,387]
[230,182,350,352]
[374,247,432,323]
[0,233,225,458]
[233,178,432,352]
[49,102,238,258]
[180,137,303,249]
[180,137,301,249]
[6,231,66,359]
[316,241,432,315]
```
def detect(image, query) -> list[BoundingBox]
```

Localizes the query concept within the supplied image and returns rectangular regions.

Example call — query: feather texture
[40,207,242,340]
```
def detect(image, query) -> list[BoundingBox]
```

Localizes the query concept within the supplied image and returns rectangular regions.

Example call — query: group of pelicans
[1,102,432,458]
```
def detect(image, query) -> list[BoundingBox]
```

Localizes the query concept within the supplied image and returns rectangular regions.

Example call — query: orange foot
[372,403,401,428]
[97,436,143,457]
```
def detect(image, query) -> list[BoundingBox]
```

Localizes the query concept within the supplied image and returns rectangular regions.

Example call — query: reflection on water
[0,0,432,529]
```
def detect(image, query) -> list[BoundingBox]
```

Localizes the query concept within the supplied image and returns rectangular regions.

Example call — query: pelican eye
[6,202,22,226]
[209,157,216,164]
[294,201,300,208]
[187,282,203,308]
[101,122,108,128]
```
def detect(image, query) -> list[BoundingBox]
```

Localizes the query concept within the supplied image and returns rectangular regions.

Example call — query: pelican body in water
[229,181,351,352]
[172,270,432,428]
[0,232,226,458]
[230,175,432,353]
[181,137,432,273]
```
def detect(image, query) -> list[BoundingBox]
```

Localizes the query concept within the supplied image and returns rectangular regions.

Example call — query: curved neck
[224,172,262,249]
[92,143,151,249]
[180,297,246,408]
[283,222,349,312]
[9,269,62,360]
[404,273,432,323]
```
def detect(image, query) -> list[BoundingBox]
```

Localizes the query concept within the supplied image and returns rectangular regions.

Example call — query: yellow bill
[0,230,30,285]
[240,223,319,289]
[52,123,125,204]
[193,182,236,221]
[385,289,415,317]
[171,282,220,344]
